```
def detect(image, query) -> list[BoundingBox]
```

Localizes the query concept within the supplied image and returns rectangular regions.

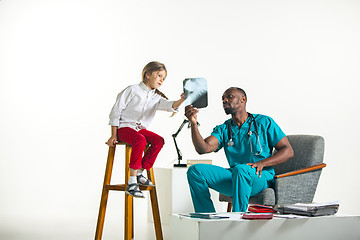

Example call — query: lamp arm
[172,119,189,166]
[172,119,189,138]
[172,135,182,161]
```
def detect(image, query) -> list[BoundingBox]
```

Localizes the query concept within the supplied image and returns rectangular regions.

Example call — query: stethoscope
[227,113,263,155]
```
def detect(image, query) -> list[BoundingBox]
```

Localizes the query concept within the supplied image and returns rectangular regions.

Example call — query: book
[242,213,274,220]
[187,159,212,167]
[248,204,277,213]
[275,201,340,217]
[179,213,229,219]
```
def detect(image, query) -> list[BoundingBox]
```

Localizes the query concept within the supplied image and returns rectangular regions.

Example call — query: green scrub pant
[187,163,273,212]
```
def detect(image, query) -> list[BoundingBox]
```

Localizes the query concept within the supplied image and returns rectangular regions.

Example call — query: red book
[242,213,273,220]
[248,204,277,213]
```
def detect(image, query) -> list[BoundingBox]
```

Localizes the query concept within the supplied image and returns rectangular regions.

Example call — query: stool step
[105,184,154,191]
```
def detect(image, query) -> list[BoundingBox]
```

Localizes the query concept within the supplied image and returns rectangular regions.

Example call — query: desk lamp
[172,119,200,167]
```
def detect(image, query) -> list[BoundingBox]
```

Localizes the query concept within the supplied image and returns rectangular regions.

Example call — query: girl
[106,61,184,198]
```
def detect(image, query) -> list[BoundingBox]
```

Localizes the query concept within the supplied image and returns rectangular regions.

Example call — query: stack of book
[275,201,339,217]
[243,204,276,220]
[186,159,212,167]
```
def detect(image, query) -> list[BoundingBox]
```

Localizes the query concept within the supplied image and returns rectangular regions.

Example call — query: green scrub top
[211,114,286,175]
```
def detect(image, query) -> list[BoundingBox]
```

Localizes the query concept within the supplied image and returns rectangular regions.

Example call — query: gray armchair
[219,135,326,212]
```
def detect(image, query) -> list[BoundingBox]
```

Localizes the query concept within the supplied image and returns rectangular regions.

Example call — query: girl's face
[145,70,167,90]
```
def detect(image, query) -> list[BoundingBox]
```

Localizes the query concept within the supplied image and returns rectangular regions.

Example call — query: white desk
[150,167,226,225]
[170,213,360,240]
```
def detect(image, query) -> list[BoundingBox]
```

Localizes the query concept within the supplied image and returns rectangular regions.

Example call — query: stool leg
[147,168,163,240]
[124,145,133,240]
[95,146,116,240]
[125,194,133,240]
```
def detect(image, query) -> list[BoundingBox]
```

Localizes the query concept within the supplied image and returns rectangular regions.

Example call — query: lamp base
[173,163,187,168]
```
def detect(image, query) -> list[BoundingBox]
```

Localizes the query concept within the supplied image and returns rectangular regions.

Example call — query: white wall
[0,0,359,239]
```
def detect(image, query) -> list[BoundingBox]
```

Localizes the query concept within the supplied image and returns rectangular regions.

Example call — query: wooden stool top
[105,141,131,146]
[106,141,149,147]
[115,141,130,146]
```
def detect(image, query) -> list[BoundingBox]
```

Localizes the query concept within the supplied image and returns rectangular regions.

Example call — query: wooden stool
[95,142,163,240]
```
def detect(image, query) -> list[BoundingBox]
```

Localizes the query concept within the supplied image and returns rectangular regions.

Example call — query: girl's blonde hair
[142,61,177,117]
[142,61,169,100]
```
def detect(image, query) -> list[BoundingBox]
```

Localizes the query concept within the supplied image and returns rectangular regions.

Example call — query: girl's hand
[106,136,117,147]
[180,93,185,101]
[173,93,185,109]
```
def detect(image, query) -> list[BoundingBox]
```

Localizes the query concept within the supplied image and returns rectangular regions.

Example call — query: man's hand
[185,105,199,125]
[247,161,265,177]
[246,137,294,177]
[184,105,219,154]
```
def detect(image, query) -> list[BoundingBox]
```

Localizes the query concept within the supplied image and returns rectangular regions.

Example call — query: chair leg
[148,168,163,240]
[95,146,116,240]
[227,203,232,212]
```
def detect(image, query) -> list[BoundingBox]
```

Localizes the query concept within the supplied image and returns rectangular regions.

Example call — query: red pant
[117,127,164,170]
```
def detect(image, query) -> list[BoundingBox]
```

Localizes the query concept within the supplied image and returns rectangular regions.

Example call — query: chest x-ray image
[183,78,208,108]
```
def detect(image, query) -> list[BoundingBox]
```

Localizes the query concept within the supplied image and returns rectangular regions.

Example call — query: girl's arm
[107,86,133,147]
[172,93,185,109]
[109,86,133,127]
[106,126,118,147]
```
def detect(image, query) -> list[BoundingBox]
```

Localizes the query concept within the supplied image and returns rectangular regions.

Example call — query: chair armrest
[274,163,326,179]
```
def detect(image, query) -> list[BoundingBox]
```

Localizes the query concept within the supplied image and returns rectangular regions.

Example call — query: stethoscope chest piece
[226,113,263,156]
[227,138,234,147]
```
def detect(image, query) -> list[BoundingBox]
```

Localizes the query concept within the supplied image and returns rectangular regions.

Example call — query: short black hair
[228,87,247,100]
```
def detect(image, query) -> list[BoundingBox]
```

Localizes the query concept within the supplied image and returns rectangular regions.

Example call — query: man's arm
[185,105,219,154]
[247,136,294,177]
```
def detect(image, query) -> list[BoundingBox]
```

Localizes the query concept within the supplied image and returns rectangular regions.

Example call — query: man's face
[222,88,245,115]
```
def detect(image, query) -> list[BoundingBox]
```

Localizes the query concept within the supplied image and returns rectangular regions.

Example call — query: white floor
[99,220,170,240]
[0,218,170,240]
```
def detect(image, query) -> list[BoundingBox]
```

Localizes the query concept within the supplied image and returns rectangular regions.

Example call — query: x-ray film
[183,78,208,108]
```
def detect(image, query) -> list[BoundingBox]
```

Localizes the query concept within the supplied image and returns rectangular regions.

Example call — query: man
[185,87,294,212]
